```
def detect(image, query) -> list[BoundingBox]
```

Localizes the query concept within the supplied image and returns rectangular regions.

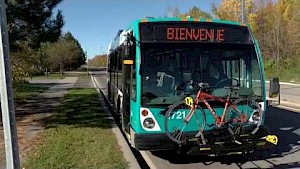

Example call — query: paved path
[0,77,77,169]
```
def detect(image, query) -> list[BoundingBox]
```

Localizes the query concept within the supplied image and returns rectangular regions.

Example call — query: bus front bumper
[131,128,177,151]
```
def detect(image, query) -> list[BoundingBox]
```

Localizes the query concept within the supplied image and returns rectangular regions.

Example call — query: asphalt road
[92,70,300,169]
[266,82,300,105]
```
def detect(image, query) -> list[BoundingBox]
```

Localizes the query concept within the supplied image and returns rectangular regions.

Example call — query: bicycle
[164,82,262,145]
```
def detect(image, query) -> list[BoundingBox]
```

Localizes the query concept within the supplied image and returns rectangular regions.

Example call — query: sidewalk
[0,77,77,168]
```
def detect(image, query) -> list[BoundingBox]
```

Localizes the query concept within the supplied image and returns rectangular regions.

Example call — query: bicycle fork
[185,104,207,145]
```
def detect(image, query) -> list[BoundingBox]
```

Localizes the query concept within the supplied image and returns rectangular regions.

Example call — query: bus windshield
[141,43,262,106]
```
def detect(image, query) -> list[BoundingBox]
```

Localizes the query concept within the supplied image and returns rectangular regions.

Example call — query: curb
[90,76,141,169]
[267,97,300,110]
[278,100,300,110]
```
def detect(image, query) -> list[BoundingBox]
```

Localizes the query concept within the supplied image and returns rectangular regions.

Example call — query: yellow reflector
[185,97,194,107]
[123,60,133,65]
[141,19,148,22]
[266,135,278,145]
[206,19,212,22]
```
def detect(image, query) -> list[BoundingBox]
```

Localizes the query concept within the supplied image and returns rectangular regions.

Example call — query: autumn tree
[212,0,256,28]
[88,55,107,67]
[212,0,300,80]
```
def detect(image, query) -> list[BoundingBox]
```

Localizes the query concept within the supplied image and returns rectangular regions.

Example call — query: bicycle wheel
[226,98,262,135]
[164,99,206,144]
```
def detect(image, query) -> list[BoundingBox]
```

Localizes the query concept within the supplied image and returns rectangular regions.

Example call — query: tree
[43,32,86,73]
[7,0,64,50]
[211,0,256,27]
[166,6,211,19]
[6,0,65,81]
[63,32,86,68]
[88,55,107,67]
[211,0,300,78]
[182,6,212,19]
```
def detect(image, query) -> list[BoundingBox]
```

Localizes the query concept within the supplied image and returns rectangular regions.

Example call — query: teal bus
[106,17,279,152]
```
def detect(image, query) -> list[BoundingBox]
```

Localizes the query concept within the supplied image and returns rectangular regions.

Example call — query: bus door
[122,50,135,133]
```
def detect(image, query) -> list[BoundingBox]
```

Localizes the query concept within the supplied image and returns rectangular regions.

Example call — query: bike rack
[179,126,278,156]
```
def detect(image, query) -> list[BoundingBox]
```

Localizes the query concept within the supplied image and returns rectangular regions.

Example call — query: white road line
[265,81,300,87]
[140,151,157,169]
[275,105,300,113]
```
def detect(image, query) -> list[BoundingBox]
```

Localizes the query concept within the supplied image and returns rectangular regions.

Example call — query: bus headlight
[143,117,155,129]
[249,109,260,124]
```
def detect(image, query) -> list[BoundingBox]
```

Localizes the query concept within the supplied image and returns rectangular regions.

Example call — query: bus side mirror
[269,77,280,98]
[269,77,280,105]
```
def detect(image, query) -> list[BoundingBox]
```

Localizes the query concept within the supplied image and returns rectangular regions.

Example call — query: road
[92,70,300,169]
[266,82,300,108]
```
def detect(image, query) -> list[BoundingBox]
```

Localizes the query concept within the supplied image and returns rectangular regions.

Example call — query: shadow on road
[151,106,300,168]
[265,106,300,156]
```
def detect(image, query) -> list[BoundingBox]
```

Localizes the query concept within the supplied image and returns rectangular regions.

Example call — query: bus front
[131,19,267,151]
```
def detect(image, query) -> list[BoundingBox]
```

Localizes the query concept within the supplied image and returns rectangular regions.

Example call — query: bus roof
[108,17,250,53]
[130,17,248,28]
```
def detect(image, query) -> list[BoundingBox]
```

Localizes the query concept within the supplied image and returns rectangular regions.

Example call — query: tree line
[88,54,107,67]
[6,0,86,82]
[167,0,300,81]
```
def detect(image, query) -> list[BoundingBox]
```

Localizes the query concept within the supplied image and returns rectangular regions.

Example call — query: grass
[264,58,300,83]
[23,88,128,169]
[265,68,300,83]
[14,83,49,104]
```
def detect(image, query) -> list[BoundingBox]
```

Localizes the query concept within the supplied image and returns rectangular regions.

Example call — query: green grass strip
[14,83,49,104]
[24,88,128,169]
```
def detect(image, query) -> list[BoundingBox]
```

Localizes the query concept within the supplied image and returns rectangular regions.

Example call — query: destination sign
[166,28,225,42]
[139,22,252,44]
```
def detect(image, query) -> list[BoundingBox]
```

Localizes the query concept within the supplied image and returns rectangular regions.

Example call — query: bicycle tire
[226,98,262,135]
[164,100,206,144]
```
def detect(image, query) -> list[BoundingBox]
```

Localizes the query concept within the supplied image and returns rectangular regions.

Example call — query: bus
[106,17,279,153]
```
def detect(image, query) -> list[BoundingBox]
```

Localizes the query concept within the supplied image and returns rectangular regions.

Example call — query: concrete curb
[90,76,141,169]
[267,97,300,110]
[278,100,300,110]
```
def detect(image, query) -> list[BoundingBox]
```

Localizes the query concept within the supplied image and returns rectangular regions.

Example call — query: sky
[56,0,220,59]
